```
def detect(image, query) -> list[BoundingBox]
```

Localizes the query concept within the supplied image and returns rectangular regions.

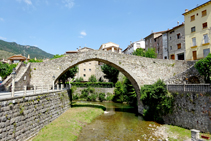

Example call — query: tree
[133,48,157,58]
[88,75,97,82]
[51,54,65,60]
[195,53,211,83]
[132,48,145,57]
[0,62,17,79]
[113,81,124,103]
[145,48,157,58]
[59,66,78,84]
[123,77,137,106]
[140,79,174,123]
[101,64,119,84]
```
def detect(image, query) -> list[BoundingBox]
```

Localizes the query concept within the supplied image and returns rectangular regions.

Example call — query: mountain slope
[0,40,54,59]
[0,50,14,60]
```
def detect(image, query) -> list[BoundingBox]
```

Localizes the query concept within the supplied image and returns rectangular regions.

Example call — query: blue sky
[0,0,209,55]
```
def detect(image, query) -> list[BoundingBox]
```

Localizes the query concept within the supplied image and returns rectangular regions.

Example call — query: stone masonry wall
[0,90,71,141]
[163,91,211,133]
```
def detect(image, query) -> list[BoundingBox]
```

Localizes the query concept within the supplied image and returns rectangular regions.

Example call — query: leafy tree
[123,77,137,106]
[59,66,78,84]
[101,64,119,84]
[145,48,157,58]
[194,53,211,83]
[88,75,97,82]
[140,79,174,123]
[51,54,65,60]
[113,81,124,103]
[133,48,157,58]
[132,48,145,56]
[0,62,17,79]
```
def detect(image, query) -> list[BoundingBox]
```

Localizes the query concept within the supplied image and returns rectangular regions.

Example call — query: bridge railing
[0,84,71,99]
[167,84,211,92]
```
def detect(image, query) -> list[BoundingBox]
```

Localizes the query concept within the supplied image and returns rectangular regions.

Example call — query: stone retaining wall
[0,90,71,141]
[163,91,211,133]
[73,87,114,96]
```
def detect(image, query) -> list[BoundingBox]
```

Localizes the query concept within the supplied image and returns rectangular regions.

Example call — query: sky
[0,0,209,55]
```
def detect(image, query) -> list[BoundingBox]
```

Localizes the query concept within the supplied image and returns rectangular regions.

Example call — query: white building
[99,42,122,53]
[123,39,145,55]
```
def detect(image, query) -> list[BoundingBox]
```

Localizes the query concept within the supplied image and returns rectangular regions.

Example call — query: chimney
[185,9,189,12]
[79,46,81,49]
[177,21,179,26]
[130,41,132,44]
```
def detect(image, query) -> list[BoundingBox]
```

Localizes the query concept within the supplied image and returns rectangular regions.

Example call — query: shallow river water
[76,101,163,141]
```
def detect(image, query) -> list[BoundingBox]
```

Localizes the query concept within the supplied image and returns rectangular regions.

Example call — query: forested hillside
[0,40,53,59]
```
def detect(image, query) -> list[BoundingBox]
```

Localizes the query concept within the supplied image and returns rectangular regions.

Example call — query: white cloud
[16,0,32,5]
[80,31,87,36]
[0,36,7,40]
[62,0,74,9]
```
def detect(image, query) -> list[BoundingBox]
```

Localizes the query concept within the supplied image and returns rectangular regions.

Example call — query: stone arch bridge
[28,50,201,113]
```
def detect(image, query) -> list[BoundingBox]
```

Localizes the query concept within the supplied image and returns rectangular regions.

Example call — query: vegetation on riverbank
[32,106,104,141]
[140,79,174,123]
[156,124,210,141]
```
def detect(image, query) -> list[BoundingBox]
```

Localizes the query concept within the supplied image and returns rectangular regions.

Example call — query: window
[84,69,86,71]
[202,10,207,17]
[192,37,196,46]
[136,43,140,47]
[89,69,91,71]
[203,34,209,44]
[203,49,210,57]
[191,26,195,33]
[83,74,86,77]
[177,43,181,49]
[170,46,172,50]
[177,33,181,39]
[191,15,195,21]
[202,22,207,29]
[170,37,171,40]
[89,63,91,65]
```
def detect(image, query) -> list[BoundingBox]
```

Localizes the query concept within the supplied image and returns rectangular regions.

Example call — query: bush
[140,79,174,123]
[73,93,79,100]
[99,93,105,102]
[106,92,113,101]
[80,89,89,98]
[69,82,114,88]
[87,93,98,101]
[88,75,97,82]
[75,77,84,82]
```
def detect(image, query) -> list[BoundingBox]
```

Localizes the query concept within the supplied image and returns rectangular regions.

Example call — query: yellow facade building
[183,1,211,60]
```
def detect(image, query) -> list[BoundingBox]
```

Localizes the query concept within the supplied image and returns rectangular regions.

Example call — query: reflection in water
[76,101,163,141]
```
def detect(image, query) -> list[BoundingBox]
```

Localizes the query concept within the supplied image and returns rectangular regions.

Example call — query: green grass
[165,125,210,141]
[32,106,104,141]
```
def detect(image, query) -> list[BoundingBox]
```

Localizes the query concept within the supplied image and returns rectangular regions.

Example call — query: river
[76,101,163,141]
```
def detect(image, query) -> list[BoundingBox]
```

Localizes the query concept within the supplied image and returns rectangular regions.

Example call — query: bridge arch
[55,57,140,96]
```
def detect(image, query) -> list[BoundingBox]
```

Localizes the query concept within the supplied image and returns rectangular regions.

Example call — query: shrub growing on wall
[99,93,106,102]
[106,92,113,101]
[140,79,174,123]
